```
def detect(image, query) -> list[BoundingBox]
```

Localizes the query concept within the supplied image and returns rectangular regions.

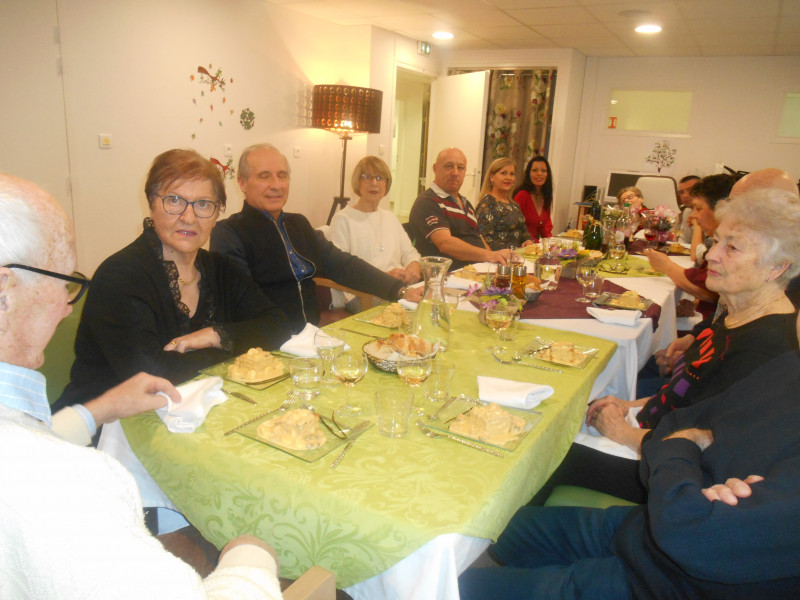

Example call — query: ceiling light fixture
[432,31,454,40]
[635,24,662,34]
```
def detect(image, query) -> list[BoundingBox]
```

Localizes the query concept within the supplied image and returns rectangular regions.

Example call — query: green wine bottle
[583,220,604,251]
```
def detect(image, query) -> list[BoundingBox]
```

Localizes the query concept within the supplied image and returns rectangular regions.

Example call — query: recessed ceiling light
[433,31,454,40]
[635,24,662,34]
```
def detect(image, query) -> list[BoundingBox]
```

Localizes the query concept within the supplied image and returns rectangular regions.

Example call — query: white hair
[237,143,291,179]
[0,176,48,277]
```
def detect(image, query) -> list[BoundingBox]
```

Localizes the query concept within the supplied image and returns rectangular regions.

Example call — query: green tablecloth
[123,310,616,587]
[598,255,665,277]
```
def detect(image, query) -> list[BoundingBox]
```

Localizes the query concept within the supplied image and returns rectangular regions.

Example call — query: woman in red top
[513,156,554,241]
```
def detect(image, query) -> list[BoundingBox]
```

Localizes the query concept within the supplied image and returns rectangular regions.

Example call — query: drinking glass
[332,351,368,415]
[485,304,516,351]
[575,264,597,303]
[444,291,462,316]
[314,329,345,386]
[608,242,626,267]
[585,275,605,300]
[289,357,321,401]
[396,355,432,416]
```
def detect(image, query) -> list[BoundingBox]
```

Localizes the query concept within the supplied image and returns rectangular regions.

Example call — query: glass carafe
[412,256,452,351]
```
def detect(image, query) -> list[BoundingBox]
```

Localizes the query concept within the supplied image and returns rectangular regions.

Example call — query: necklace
[724,295,784,328]
[178,268,198,286]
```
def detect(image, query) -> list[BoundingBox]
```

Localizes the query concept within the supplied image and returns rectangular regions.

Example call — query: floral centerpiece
[644,205,678,244]
[464,284,523,325]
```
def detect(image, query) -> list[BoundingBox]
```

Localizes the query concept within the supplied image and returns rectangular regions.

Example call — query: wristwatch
[397,286,409,300]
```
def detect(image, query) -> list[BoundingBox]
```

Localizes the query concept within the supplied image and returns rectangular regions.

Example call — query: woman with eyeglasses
[56,149,292,408]
[326,156,421,312]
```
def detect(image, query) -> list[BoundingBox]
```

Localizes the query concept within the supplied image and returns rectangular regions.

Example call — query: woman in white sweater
[327,156,421,312]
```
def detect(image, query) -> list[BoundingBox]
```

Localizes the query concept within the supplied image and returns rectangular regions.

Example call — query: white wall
[3,0,374,273]
[574,55,800,219]
[0,0,72,217]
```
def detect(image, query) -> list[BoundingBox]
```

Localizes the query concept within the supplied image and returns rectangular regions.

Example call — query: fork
[223,395,294,436]
[415,419,504,457]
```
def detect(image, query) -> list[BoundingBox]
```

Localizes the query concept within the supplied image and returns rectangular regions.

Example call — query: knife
[329,421,372,469]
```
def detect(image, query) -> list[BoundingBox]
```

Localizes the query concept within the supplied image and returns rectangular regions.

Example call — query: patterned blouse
[475,194,533,250]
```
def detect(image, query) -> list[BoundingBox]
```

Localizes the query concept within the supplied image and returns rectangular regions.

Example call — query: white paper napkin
[444,275,474,290]
[477,375,554,410]
[156,376,227,433]
[280,322,321,357]
[586,307,641,326]
[399,298,418,311]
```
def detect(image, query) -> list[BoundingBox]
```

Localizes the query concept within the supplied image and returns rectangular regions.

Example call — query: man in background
[408,147,510,270]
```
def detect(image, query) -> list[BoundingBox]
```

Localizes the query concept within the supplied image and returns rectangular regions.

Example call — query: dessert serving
[227,348,284,383]
[534,341,586,367]
[369,303,406,328]
[256,408,326,451]
[449,403,526,445]
[608,290,649,310]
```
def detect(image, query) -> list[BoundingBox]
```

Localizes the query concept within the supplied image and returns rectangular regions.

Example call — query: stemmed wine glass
[332,350,368,416]
[576,264,597,303]
[396,355,433,416]
[314,329,345,386]
[485,304,516,352]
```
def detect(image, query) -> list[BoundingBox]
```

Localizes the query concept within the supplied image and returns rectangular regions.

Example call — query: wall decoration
[240,108,255,130]
[210,157,235,180]
[645,139,677,173]
[189,63,253,138]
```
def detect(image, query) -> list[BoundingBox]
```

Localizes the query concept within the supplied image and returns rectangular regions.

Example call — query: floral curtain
[482,69,556,174]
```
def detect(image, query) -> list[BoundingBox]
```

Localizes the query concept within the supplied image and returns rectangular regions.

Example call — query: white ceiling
[265,0,800,57]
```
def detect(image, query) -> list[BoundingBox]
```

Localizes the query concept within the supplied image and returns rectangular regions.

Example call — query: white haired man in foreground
[0,173,283,599]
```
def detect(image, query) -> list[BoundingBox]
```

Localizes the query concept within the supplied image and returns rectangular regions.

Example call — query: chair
[313,277,376,326]
[284,566,337,600]
[40,294,85,402]
[544,485,637,509]
[635,175,680,214]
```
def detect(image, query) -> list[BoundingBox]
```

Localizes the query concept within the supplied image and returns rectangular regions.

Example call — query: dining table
[121,308,617,600]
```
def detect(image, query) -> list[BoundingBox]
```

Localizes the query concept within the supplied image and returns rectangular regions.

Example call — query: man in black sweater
[210,144,419,332]
[459,316,800,599]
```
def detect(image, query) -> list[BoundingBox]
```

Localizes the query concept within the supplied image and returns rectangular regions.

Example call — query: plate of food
[201,348,288,390]
[593,290,654,311]
[362,333,436,373]
[237,408,371,462]
[425,402,541,451]
[520,337,598,369]
[354,302,407,329]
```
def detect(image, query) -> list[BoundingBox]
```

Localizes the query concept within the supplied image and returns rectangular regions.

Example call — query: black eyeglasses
[160,194,219,219]
[3,264,91,305]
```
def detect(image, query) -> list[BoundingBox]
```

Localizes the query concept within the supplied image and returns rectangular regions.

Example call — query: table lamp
[311,84,383,224]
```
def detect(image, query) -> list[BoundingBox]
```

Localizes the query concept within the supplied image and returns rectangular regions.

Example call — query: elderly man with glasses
[0,172,284,599]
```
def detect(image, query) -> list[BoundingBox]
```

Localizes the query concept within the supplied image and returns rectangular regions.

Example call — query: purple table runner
[520,278,661,330]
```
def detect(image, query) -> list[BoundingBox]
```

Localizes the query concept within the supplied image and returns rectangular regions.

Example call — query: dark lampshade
[311,85,382,134]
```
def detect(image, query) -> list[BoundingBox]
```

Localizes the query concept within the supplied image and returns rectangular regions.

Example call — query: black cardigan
[210,203,405,332]
[56,228,291,408]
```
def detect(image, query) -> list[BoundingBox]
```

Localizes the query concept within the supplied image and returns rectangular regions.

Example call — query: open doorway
[392,68,431,221]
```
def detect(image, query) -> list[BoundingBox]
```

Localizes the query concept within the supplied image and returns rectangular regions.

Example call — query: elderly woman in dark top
[536,188,800,504]
[56,149,291,408]
[476,157,534,250]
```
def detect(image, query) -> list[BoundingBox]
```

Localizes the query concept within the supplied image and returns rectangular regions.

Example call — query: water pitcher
[412,256,452,350]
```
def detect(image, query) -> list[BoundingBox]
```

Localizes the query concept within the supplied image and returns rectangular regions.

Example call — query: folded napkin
[156,376,227,433]
[586,307,641,327]
[477,375,554,410]
[399,298,418,311]
[280,322,321,357]
[444,275,474,290]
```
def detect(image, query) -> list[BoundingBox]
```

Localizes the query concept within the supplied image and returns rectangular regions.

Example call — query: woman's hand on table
[403,262,422,284]
[164,327,222,353]
[585,395,628,424]
[643,248,674,272]
[521,240,534,247]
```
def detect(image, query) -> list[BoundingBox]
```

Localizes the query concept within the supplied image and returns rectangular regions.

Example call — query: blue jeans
[459,506,634,600]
